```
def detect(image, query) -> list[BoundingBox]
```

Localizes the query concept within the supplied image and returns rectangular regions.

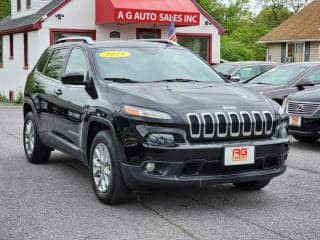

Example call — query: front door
[52,47,90,160]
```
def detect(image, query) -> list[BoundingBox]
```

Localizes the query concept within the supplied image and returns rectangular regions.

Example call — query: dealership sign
[114,9,200,25]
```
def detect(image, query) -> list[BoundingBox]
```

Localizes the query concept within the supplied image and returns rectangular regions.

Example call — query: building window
[9,34,13,60]
[0,36,3,67]
[177,34,211,63]
[23,33,28,69]
[26,0,31,9]
[136,29,161,39]
[17,0,21,12]
[286,43,304,63]
[50,29,96,45]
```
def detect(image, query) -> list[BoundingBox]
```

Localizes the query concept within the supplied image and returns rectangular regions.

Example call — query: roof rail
[55,37,94,45]
[134,39,179,46]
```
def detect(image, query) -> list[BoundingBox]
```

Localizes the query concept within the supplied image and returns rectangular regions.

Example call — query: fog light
[147,133,175,146]
[145,163,156,172]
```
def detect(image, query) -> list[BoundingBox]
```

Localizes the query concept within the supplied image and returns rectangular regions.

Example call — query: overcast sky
[222,0,263,14]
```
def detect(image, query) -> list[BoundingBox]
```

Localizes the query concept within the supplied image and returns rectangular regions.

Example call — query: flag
[168,19,177,42]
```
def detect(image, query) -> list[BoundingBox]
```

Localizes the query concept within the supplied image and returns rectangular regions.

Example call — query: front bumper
[121,138,289,189]
[289,117,320,137]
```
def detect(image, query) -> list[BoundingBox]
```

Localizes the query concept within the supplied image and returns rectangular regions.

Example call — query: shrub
[13,91,23,105]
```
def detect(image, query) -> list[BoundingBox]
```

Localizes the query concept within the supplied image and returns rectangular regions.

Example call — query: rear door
[40,48,70,148]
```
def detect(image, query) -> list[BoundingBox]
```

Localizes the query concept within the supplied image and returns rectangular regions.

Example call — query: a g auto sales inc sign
[115,9,200,25]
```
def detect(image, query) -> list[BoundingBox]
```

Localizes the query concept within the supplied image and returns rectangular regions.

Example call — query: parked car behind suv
[283,88,320,143]
[23,38,289,204]
[213,61,278,82]
[245,63,320,105]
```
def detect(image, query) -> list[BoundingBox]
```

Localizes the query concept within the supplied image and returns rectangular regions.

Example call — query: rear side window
[305,68,320,85]
[44,48,69,80]
[236,66,261,81]
[37,49,51,73]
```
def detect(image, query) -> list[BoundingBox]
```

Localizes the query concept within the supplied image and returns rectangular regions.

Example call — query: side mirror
[222,73,231,80]
[61,72,85,85]
[230,75,240,82]
[296,79,314,90]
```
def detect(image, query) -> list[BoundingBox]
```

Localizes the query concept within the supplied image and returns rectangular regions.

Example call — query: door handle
[34,82,40,89]
[54,89,63,96]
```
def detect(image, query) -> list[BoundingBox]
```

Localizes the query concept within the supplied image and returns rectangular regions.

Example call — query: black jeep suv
[23,37,289,204]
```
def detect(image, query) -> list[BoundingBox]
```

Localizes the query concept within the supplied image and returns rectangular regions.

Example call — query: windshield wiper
[104,78,139,83]
[254,82,274,85]
[154,78,201,83]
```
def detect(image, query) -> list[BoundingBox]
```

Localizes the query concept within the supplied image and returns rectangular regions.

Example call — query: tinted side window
[305,68,320,85]
[37,49,51,73]
[44,48,69,80]
[65,48,88,75]
[236,66,261,81]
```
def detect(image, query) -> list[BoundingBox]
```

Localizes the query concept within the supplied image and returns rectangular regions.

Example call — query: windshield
[93,47,225,83]
[214,64,238,74]
[250,65,309,85]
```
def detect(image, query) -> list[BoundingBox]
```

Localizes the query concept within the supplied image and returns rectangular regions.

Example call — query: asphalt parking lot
[1,104,320,240]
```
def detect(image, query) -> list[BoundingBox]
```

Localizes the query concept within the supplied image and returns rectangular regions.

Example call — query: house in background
[258,0,320,63]
[0,0,225,97]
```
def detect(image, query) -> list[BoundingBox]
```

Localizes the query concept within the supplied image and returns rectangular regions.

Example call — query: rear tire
[292,135,319,143]
[23,112,51,164]
[89,130,131,204]
[233,179,271,190]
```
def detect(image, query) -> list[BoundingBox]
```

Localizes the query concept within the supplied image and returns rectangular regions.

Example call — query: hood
[289,87,320,102]
[245,83,284,93]
[110,82,275,115]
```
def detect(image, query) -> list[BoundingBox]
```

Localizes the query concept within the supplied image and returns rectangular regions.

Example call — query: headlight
[122,105,172,120]
[282,97,288,113]
[278,105,285,116]
[273,120,288,139]
[268,99,285,119]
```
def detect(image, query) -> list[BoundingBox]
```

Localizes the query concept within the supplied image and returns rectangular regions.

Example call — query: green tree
[256,6,292,28]
[221,36,255,61]
[0,0,11,20]
[196,0,293,61]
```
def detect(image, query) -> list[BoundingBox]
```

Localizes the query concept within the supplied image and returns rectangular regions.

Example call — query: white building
[0,0,225,97]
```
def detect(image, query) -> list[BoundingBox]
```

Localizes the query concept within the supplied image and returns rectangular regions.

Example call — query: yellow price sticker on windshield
[99,51,131,58]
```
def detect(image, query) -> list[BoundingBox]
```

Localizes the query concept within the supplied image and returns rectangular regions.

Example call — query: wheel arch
[23,98,40,129]
[84,116,124,166]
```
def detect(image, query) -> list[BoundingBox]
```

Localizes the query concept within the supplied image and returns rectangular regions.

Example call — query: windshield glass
[214,64,238,74]
[93,47,225,83]
[250,65,309,85]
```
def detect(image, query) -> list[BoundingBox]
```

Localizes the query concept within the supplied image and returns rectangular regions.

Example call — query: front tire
[292,135,319,143]
[233,179,271,190]
[89,131,131,204]
[23,112,51,164]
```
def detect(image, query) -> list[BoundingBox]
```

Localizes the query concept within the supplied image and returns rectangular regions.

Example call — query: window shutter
[304,42,310,62]
[281,43,286,63]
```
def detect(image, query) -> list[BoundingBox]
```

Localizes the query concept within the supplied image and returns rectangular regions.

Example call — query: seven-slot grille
[187,111,274,140]
[287,101,320,117]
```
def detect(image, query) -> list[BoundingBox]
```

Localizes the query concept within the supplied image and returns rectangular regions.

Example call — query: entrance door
[136,28,161,39]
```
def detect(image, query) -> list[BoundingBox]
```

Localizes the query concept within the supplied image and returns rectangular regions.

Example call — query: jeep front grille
[287,101,320,117]
[187,111,274,141]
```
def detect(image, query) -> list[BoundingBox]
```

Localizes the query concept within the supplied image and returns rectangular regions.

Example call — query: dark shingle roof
[0,0,65,32]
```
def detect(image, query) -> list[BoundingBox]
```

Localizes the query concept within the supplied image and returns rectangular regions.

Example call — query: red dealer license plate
[224,146,255,166]
[289,116,302,127]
